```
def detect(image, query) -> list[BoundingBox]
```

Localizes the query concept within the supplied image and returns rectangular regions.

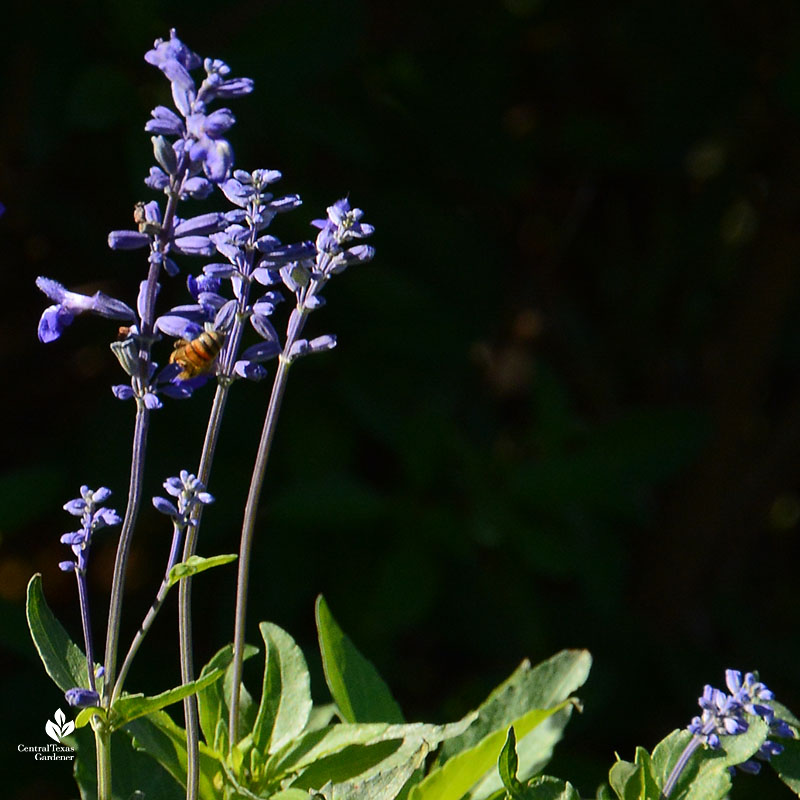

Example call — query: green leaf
[288,720,467,800]
[26,573,89,692]
[111,666,226,729]
[267,722,391,782]
[408,702,573,800]
[329,735,430,800]
[225,654,259,748]
[69,722,183,800]
[126,710,224,800]
[316,595,404,724]
[269,720,473,791]
[641,721,768,800]
[195,643,258,752]
[291,739,403,789]
[608,748,660,800]
[440,650,592,764]
[498,727,522,797]
[772,737,800,795]
[767,700,800,796]
[518,775,582,800]
[272,791,317,800]
[253,621,314,755]
[608,760,643,800]
[167,553,237,587]
[74,705,106,729]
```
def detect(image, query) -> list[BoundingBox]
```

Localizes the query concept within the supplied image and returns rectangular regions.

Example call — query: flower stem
[94,720,112,800]
[76,571,97,693]
[178,382,230,800]
[662,735,702,798]
[102,401,150,697]
[228,349,295,746]
[103,187,181,699]
[178,216,259,796]
[111,577,171,704]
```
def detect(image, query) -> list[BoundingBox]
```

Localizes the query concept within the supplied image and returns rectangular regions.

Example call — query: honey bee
[133,201,162,236]
[169,330,225,380]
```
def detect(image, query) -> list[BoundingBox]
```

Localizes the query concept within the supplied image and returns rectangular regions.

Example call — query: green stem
[228,353,293,746]
[95,721,112,800]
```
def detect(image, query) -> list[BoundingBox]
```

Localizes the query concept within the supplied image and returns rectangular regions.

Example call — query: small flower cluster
[153,470,214,530]
[154,168,315,384]
[143,29,253,186]
[663,669,795,797]
[283,197,375,363]
[687,669,793,772]
[59,487,121,575]
[59,487,120,710]
[153,471,214,577]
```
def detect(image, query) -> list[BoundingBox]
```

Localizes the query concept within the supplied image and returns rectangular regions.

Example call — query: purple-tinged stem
[103,188,180,699]
[112,523,185,704]
[178,205,260,797]
[228,281,320,745]
[75,571,97,693]
[662,735,703,798]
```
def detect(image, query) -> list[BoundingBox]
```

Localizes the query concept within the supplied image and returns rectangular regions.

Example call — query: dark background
[3,0,800,797]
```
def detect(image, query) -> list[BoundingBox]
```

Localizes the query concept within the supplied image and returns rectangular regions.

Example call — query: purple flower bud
[172,235,215,256]
[214,299,237,331]
[66,688,101,708]
[219,177,254,208]
[108,230,151,250]
[153,496,179,516]
[112,385,135,401]
[144,30,201,73]
[174,212,226,237]
[151,135,177,175]
[143,392,163,410]
[183,176,213,199]
[203,108,236,137]
[253,292,283,317]
[59,561,77,572]
[251,313,279,343]
[252,267,281,286]
[145,106,184,136]
[204,262,237,279]
[234,360,268,381]
[269,194,303,213]
[241,341,281,363]
[214,77,255,98]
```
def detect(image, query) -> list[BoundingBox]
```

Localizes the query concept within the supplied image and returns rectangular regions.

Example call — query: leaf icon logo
[45,708,75,743]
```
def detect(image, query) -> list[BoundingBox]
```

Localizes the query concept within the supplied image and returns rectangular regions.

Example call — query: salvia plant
[24,27,800,800]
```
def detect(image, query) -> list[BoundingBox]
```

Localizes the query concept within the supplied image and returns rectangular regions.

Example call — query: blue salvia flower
[155,168,314,383]
[66,687,101,709]
[153,470,214,529]
[36,277,135,343]
[143,29,253,185]
[59,487,120,706]
[663,670,795,796]
[59,486,122,574]
[723,669,794,774]
[153,471,214,574]
[279,198,375,364]
[108,202,229,270]
[310,197,375,277]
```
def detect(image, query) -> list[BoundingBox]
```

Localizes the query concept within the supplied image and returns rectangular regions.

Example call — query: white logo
[44,709,74,743]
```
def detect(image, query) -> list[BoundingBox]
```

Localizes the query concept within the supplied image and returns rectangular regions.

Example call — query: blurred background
[3,0,800,797]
